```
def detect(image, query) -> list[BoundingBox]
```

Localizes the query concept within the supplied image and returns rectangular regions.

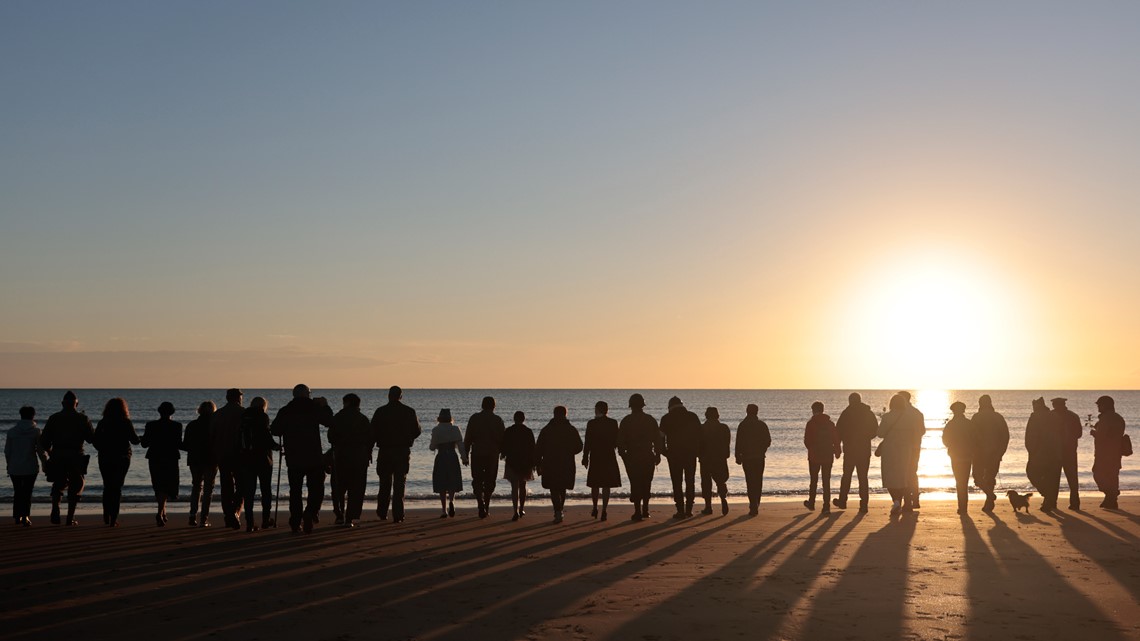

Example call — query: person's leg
[392,452,410,522]
[13,475,33,521]
[951,458,969,512]
[107,460,126,525]
[590,486,598,514]
[200,464,216,523]
[348,462,367,522]
[820,460,832,513]
[837,454,853,507]
[66,470,84,524]
[1063,451,1080,509]
[700,462,713,513]
[50,476,65,524]
[683,457,696,515]
[806,461,819,508]
[439,492,447,515]
[98,459,112,523]
[239,470,256,529]
[856,454,870,510]
[376,459,393,519]
[601,487,610,516]
[667,456,684,516]
[306,466,326,524]
[287,467,304,530]
[483,459,498,512]
[518,480,527,514]
[259,467,273,525]
[189,465,203,522]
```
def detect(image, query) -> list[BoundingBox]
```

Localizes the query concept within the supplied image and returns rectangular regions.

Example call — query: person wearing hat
[1024,397,1063,512]
[942,401,977,515]
[39,391,95,525]
[430,408,467,518]
[698,407,731,516]
[735,404,771,516]
[210,388,246,529]
[271,384,335,533]
[93,397,139,527]
[1090,395,1127,509]
[141,401,183,527]
[328,393,374,527]
[616,393,663,521]
[971,394,1009,513]
[660,396,702,519]
[1050,397,1083,510]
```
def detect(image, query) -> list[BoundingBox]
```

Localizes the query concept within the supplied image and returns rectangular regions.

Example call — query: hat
[668,396,683,409]
[629,393,646,409]
[950,401,966,413]
[1050,397,1067,405]
[1096,395,1115,408]
[438,408,452,422]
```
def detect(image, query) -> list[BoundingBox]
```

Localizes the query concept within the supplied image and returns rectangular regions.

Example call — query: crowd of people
[3,386,1131,530]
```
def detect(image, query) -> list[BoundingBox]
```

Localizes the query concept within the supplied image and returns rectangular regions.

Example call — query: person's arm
[760,421,771,452]
[572,424,584,456]
[581,424,592,467]
[720,424,730,460]
[803,421,812,451]
[734,423,746,464]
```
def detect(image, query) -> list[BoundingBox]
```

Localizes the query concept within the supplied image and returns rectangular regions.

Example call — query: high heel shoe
[600,511,607,522]
[156,514,165,527]
[447,503,455,518]
[590,508,598,519]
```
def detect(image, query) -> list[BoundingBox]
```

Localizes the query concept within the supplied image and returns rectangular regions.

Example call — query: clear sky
[2,2,1138,389]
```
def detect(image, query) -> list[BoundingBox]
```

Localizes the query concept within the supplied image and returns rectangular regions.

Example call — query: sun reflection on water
[914,390,952,490]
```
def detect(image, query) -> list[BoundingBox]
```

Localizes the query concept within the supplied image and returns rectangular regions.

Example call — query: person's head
[668,396,683,410]
[62,390,78,410]
[950,401,966,416]
[103,397,129,420]
[1096,395,1116,413]
[629,393,646,410]
[595,400,609,417]
[481,396,496,411]
[225,388,243,404]
[705,406,719,421]
[811,401,824,415]
[1050,397,1067,410]
[848,392,862,406]
[888,393,906,412]
[746,403,759,417]
[439,408,453,423]
[293,384,311,399]
[553,405,568,419]
[157,402,175,418]
[251,396,268,412]
[197,401,216,417]
[388,386,402,402]
[897,391,912,404]
[978,394,993,411]
[512,410,524,424]
[19,406,35,420]
[1032,397,1047,413]
[343,393,361,410]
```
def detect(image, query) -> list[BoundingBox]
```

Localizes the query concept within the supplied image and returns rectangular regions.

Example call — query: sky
[1,2,1139,390]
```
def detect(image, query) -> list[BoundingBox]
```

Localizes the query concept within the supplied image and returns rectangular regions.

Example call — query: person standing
[660,396,702,519]
[1025,397,1063,512]
[803,401,840,515]
[1051,398,1083,510]
[698,407,731,516]
[371,386,422,523]
[583,401,621,521]
[833,392,878,512]
[618,393,663,521]
[238,397,279,532]
[464,396,506,518]
[500,411,535,521]
[735,404,771,517]
[39,391,95,526]
[6,406,45,527]
[141,402,182,527]
[1090,395,1127,510]
[329,393,374,528]
[430,409,467,518]
[878,393,924,515]
[92,397,139,527]
[271,384,334,534]
[535,406,583,524]
[971,395,1009,513]
[181,401,216,527]
[210,388,245,529]
[942,401,977,515]
[896,391,926,509]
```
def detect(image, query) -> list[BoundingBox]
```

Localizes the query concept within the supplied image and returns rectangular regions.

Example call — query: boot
[701,500,713,516]
[50,499,61,525]
[720,496,729,515]
[672,503,686,519]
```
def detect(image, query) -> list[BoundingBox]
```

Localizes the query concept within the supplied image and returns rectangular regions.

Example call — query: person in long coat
[971,394,1009,513]
[500,411,535,521]
[430,409,466,518]
[877,393,923,515]
[699,407,731,516]
[583,401,621,521]
[1091,395,1127,510]
[181,401,216,527]
[942,401,977,515]
[93,397,139,527]
[141,402,182,527]
[1025,397,1063,511]
[617,394,662,521]
[535,406,583,524]
[735,404,771,516]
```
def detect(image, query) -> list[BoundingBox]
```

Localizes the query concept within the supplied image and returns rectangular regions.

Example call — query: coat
[93,417,139,460]
[660,406,702,459]
[699,420,731,480]
[971,408,1010,462]
[804,414,841,465]
[535,418,583,490]
[371,401,421,452]
[735,416,771,462]
[464,410,506,459]
[180,416,212,467]
[500,423,535,477]
[1092,411,1126,469]
[583,416,621,488]
[5,420,42,476]
[141,419,183,461]
[330,408,375,466]
[617,411,662,463]
[238,409,278,471]
[271,398,334,470]
[836,402,878,455]
[40,409,94,455]
[942,415,976,461]
[210,402,244,465]
[1052,408,1083,453]
[877,407,923,489]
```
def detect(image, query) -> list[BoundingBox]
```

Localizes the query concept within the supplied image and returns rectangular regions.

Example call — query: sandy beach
[1,497,1137,641]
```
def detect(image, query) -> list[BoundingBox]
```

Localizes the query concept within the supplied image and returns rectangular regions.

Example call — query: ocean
[1,389,1135,506]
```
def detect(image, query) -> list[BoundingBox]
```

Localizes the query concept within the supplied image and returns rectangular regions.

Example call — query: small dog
[1007,490,1033,513]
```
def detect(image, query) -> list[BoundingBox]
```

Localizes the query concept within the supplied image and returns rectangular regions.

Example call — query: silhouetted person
[878,392,924,515]
[535,406,583,524]
[1025,397,1063,512]
[618,393,662,521]
[942,401,977,515]
[6,406,45,527]
[371,386,421,523]
[735,404,771,516]
[271,384,334,534]
[698,407,730,516]
[970,394,1009,513]
[896,391,926,508]
[181,401,216,527]
[661,396,702,519]
[210,388,245,529]
[329,393,374,527]
[92,397,139,527]
[325,447,341,524]
[142,402,182,527]
[803,401,840,515]
[238,397,279,532]
[1051,397,1083,510]
[1091,395,1126,509]
[501,411,534,520]
[430,409,466,518]
[465,396,506,518]
[834,392,878,512]
[583,401,621,521]
[39,391,95,525]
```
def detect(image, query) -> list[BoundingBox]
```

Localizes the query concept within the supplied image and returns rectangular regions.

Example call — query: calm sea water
[1,389,1135,505]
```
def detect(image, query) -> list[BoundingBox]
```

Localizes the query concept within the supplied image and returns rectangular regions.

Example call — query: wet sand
[2,497,1138,641]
